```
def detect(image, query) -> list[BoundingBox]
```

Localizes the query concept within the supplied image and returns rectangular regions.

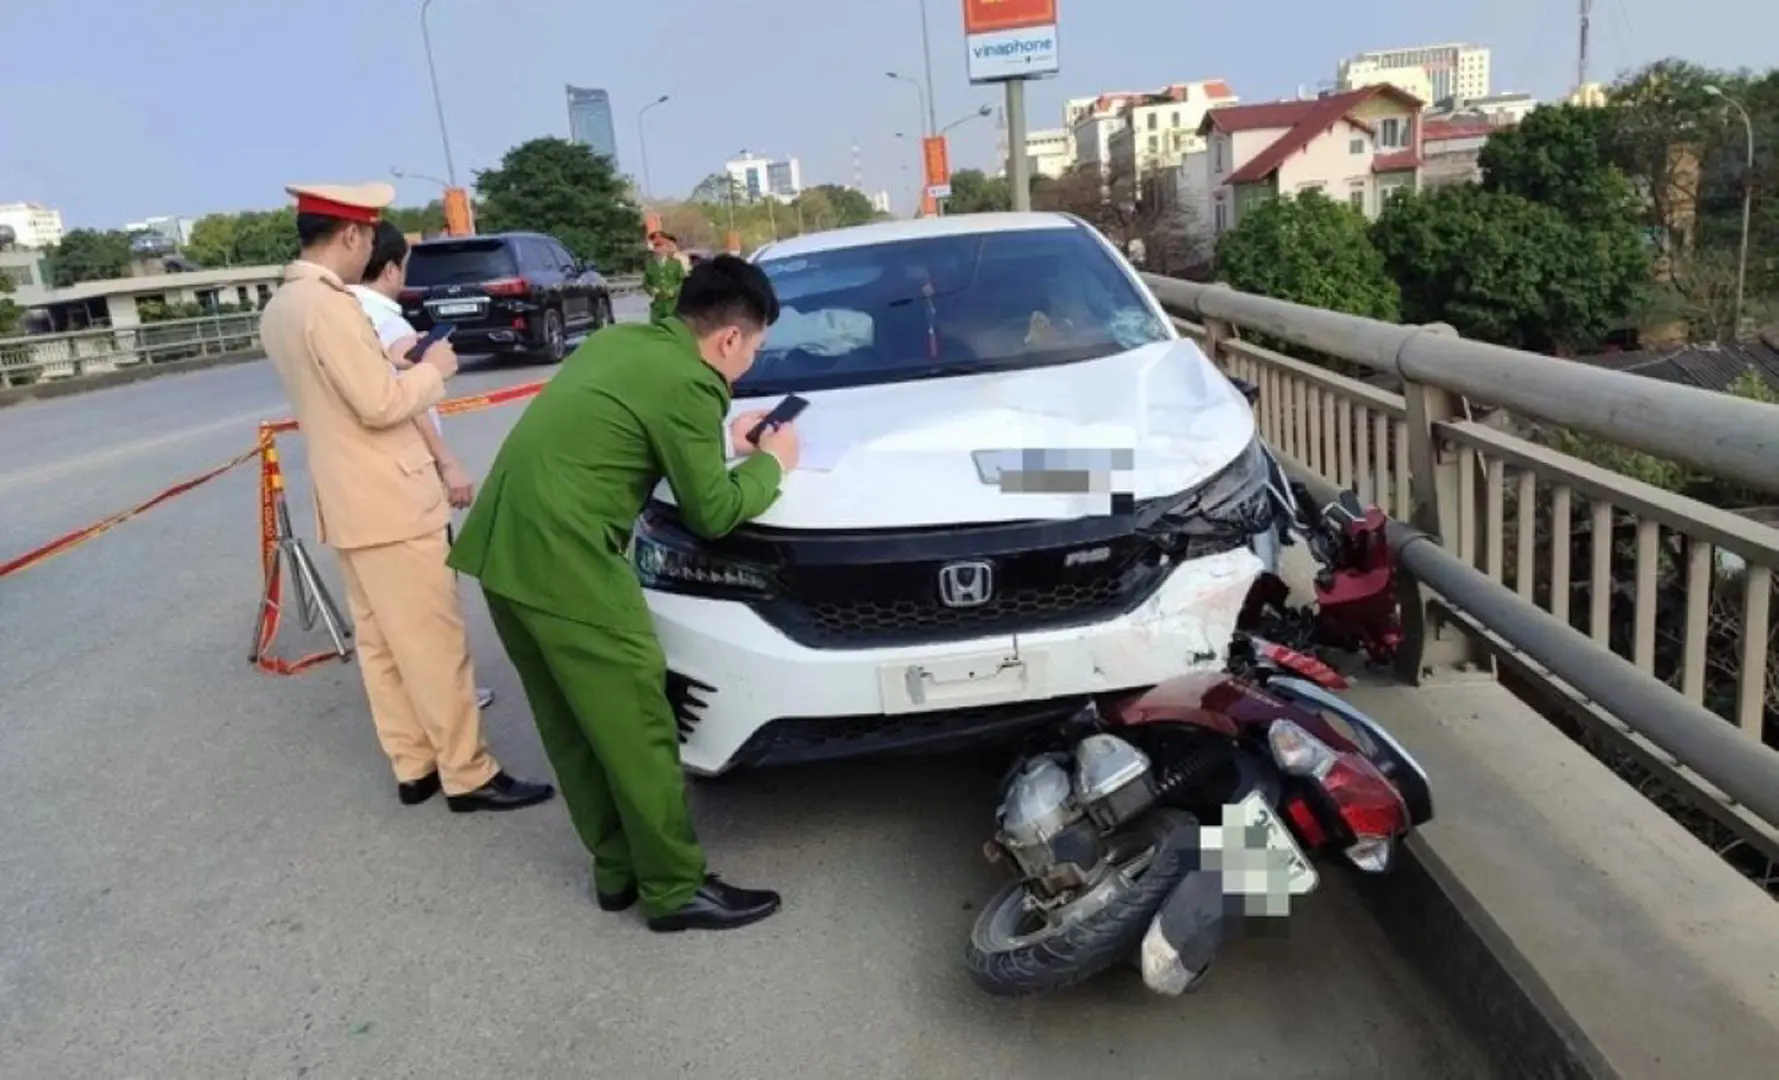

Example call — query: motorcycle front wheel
[964,809,1200,997]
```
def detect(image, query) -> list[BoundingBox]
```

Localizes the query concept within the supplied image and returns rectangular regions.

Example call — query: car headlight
[632,513,778,599]
[1141,436,1277,537]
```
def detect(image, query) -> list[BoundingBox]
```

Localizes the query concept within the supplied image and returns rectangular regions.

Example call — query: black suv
[400,232,613,363]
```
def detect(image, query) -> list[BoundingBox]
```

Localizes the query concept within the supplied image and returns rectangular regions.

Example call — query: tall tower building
[566,86,619,167]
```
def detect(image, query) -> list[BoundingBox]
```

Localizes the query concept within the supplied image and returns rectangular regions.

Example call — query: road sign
[963,0,1060,83]
[923,136,952,199]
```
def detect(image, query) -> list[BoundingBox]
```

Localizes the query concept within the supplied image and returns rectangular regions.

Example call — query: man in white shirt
[350,221,495,711]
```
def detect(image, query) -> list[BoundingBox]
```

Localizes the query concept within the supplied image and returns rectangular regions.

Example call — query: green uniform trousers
[483,589,707,917]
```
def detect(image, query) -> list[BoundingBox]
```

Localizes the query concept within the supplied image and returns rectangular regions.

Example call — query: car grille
[751,532,1243,649]
[732,697,1090,768]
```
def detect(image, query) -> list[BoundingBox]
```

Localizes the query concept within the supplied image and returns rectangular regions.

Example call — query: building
[725,151,803,203]
[1107,80,1240,181]
[566,85,619,167]
[1023,128,1074,179]
[24,264,286,333]
[1338,43,1490,105]
[1570,82,1610,107]
[1337,64,1435,107]
[123,215,197,248]
[1421,117,1499,188]
[869,190,893,214]
[1197,84,1425,242]
[1427,92,1538,126]
[0,202,66,249]
[1069,92,1149,172]
[0,248,52,308]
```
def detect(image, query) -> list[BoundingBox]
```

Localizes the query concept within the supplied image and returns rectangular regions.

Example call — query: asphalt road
[0,297,1489,1079]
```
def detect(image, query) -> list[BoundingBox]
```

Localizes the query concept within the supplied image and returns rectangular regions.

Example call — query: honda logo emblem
[937,561,994,608]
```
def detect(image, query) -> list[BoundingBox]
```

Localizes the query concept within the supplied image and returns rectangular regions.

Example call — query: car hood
[653,338,1256,530]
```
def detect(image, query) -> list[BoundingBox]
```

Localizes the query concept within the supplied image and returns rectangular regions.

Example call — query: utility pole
[1577,0,1593,93]
[1007,81,1032,211]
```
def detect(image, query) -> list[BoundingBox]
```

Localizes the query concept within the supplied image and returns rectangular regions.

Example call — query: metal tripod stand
[250,497,353,666]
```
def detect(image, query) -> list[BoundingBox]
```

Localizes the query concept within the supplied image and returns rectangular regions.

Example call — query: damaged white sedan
[632,212,1294,776]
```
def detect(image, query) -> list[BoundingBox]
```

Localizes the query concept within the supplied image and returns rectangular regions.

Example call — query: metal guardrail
[0,276,644,389]
[0,313,264,388]
[1144,274,1779,854]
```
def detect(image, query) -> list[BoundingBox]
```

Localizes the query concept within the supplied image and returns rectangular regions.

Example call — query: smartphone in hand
[746,394,809,445]
[406,322,457,362]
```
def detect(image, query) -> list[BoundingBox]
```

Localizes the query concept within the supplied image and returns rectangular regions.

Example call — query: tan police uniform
[258,182,499,796]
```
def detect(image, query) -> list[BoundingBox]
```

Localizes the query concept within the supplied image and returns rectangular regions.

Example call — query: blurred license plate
[1227,791,1319,896]
[434,301,479,316]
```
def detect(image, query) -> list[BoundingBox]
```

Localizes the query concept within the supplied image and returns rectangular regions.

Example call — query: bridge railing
[1145,274,1779,855]
[0,276,644,389]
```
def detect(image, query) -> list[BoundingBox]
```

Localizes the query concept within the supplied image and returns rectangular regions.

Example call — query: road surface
[0,298,1489,1078]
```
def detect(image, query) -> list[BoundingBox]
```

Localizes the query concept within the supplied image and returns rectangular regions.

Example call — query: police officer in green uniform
[448,256,799,932]
[643,231,689,323]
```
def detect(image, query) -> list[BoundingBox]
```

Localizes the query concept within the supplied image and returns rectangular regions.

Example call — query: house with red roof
[1195,84,1426,237]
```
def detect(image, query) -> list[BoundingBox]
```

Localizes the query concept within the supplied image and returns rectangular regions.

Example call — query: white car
[634,212,1288,776]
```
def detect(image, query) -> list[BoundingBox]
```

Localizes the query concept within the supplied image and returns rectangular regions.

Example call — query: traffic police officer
[259,182,554,814]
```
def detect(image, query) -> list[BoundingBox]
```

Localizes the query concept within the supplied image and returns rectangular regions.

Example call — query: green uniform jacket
[643,257,687,323]
[446,317,783,629]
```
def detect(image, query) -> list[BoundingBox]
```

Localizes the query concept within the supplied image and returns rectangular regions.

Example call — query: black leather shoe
[398,771,441,806]
[594,884,639,913]
[445,772,555,813]
[646,875,781,933]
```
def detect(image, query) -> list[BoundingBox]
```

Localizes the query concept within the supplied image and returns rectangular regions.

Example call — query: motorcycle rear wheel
[964,809,1200,997]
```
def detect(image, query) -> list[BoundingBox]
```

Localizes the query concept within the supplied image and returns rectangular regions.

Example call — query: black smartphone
[745,394,809,445]
[405,322,457,362]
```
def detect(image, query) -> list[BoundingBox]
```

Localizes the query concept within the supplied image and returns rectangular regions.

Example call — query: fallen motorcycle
[963,483,1433,998]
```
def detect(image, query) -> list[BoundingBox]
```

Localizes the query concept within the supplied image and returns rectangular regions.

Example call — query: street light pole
[886,72,930,139]
[637,94,670,201]
[419,0,458,188]
[940,104,995,137]
[1705,85,1755,336]
[917,0,939,138]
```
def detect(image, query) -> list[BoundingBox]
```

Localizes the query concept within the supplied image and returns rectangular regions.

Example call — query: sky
[2,0,1772,227]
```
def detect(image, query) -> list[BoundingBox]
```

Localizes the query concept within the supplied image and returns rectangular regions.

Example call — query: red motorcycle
[963,485,1433,997]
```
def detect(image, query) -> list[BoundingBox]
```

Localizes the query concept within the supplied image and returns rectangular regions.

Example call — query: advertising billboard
[922,136,952,200]
[963,0,1059,84]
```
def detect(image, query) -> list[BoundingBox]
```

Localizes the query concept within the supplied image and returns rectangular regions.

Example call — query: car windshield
[739,225,1170,395]
[406,240,516,286]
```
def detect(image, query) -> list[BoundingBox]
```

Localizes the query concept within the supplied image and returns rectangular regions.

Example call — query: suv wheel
[534,308,566,364]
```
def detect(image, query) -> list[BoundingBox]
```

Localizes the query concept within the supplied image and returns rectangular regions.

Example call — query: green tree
[476,138,645,271]
[1603,60,1779,337]
[386,201,448,237]
[1369,102,1650,354]
[183,214,239,268]
[946,169,1011,214]
[1479,104,1638,228]
[45,229,132,287]
[1371,183,1647,354]
[1215,190,1400,321]
[800,184,878,227]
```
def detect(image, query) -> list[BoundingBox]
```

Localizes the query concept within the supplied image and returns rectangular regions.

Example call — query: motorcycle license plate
[433,301,480,316]
[1213,791,1319,898]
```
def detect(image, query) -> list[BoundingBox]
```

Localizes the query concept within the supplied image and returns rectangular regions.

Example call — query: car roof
[411,232,549,249]
[754,211,1080,260]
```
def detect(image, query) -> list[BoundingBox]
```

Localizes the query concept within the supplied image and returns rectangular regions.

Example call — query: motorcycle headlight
[632,513,778,600]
